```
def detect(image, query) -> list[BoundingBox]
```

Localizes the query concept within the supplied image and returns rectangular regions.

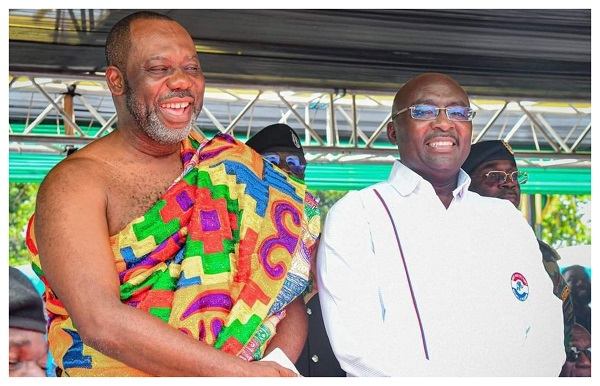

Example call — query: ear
[105,66,125,96]
[386,121,398,145]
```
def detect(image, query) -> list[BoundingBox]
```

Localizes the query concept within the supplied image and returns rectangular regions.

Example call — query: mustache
[160,90,195,101]
[498,189,519,198]
[424,132,458,143]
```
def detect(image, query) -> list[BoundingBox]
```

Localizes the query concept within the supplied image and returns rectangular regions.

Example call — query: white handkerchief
[260,348,300,375]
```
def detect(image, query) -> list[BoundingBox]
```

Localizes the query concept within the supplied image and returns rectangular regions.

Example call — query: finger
[278,368,297,377]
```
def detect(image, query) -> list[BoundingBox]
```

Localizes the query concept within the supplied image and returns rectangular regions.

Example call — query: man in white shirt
[316,73,565,376]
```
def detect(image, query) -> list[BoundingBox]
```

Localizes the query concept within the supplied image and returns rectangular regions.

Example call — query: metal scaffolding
[8,72,592,171]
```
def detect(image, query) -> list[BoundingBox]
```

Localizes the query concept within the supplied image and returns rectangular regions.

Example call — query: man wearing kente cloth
[26,11,319,377]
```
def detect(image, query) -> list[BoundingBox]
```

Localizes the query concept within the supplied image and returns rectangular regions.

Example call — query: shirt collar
[388,160,471,199]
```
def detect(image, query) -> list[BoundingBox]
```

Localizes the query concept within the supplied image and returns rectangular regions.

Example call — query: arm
[264,296,308,362]
[34,160,295,377]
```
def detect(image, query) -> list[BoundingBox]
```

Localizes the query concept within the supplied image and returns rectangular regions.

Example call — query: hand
[249,360,300,377]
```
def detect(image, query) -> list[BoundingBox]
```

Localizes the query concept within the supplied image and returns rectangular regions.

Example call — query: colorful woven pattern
[27,132,320,376]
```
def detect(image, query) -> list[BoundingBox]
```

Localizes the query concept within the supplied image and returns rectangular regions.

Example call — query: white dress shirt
[317,161,565,376]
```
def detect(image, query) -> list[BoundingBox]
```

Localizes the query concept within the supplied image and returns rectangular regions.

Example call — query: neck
[434,189,454,208]
[430,178,459,209]
[115,127,183,159]
[400,161,460,209]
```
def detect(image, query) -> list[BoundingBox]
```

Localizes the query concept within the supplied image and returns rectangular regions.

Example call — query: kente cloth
[26,132,321,377]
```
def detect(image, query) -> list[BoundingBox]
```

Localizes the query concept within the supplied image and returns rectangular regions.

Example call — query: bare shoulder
[37,148,109,208]
[36,135,184,235]
[33,149,112,246]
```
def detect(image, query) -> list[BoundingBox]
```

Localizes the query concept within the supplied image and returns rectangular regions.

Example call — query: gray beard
[124,83,195,144]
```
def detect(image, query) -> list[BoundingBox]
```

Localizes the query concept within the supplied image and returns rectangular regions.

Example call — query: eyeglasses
[262,152,306,175]
[392,105,476,122]
[566,346,591,362]
[483,170,528,185]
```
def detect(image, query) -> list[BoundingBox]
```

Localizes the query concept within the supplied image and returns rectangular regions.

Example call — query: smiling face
[387,73,472,185]
[468,159,521,207]
[117,19,205,144]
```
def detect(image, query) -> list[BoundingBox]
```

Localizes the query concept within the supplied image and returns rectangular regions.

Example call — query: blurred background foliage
[9,183,39,266]
[541,194,591,249]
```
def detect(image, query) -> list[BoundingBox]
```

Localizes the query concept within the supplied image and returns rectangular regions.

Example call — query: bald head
[392,73,470,115]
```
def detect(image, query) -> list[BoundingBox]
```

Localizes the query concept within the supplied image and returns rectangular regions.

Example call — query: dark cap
[9,266,46,333]
[245,124,305,155]
[462,140,516,175]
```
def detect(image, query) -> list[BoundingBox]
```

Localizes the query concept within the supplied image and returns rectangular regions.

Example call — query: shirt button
[311,355,319,363]
[306,307,312,315]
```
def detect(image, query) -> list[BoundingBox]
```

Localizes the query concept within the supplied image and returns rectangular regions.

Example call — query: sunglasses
[392,105,476,122]
[483,170,528,185]
[566,346,591,362]
[262,152,306,176]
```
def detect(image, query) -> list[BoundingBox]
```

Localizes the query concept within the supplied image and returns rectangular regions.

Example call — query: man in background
[246,123,308,181]
[462,139,575,353]
[560,323,591,377]
[9,266,48,377]
[15,263,56,376]
[562,265,591,333]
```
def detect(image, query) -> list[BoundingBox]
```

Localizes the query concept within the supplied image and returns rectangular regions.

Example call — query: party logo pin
[511,272,529,301]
